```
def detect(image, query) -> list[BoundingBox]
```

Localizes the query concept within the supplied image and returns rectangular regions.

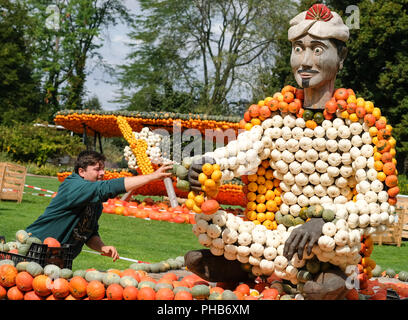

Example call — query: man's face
[78,162,105,182]
[290,34,341,89]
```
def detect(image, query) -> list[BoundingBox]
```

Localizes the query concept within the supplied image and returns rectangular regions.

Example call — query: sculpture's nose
[301,47,314,70]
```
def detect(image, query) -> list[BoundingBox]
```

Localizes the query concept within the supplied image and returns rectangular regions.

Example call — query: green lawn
[1,175,408,273]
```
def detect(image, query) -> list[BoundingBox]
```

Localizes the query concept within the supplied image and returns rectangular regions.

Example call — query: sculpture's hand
[283,218,325,261]
[187,155,216,192]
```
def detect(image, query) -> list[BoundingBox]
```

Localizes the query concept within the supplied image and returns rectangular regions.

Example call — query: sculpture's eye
[314,46,324,55]
[294,46,303,53]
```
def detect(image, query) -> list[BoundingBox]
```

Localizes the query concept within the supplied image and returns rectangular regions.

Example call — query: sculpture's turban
[288,4,349,42]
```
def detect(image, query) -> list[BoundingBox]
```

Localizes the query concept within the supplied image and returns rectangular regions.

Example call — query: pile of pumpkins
[0,255,294,300]
[0,230,59,256]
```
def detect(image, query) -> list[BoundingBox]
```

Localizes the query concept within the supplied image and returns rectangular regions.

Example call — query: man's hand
[187,156,215,192]
[101,245,120,262]
[283,218,325,261]
[150,164,173,181]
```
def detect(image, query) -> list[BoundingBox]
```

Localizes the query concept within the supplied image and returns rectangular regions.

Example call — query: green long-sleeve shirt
[26,173,127,258]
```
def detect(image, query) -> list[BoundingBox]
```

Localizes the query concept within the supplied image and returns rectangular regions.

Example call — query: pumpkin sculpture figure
[185,4,399,300]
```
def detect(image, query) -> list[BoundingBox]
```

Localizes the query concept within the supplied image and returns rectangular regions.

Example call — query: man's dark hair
[74,150,106,174]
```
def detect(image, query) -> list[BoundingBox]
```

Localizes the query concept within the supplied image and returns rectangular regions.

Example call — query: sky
[84,0,140,111]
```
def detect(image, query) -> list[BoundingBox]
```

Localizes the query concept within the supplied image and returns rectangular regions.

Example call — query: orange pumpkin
[123,286,138,300]
[383,163,396,176]
[69,276,88,299]
[0,284,6,300]
[106,283,123,300]
[381,152,393,163]
[15,271,33,292]
[43,237,61,248]
[235,283,250,296]
[259,105,271,119]
[325,99,338,114]
[0,264,18,288]
[120,269,141,282]
[86,280,105,300]
[262,288,279,300]
[364,113,376,126]
[137,286,156,300]
[248,104,259,118]
[388,186,400,198]
[156,287,175,300]
[24,290,43,300]
[7,286,24,300]
[52,278,70,299]
[32,275,52,297]
[377,140,391,153]
[201,199,220,215]
[334,88,349,100]
[174,290,193,300]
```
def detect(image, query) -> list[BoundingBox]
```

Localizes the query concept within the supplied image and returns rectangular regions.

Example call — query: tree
[28,0,131,118]
[115,0,297,115]
[0,0,42,124]
[83,94,102,110]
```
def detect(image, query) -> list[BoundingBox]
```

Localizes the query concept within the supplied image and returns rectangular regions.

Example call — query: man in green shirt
[26,150,172,261]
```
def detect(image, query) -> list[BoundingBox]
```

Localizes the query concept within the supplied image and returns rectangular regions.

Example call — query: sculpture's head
[288,4,349,90]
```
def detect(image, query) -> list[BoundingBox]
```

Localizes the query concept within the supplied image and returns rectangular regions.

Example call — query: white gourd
[238,232,252,246]
[322,222,337,237]
[318,236,336,252]
[222,229,238,244]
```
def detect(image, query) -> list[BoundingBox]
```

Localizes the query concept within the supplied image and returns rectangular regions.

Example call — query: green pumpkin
[119,276,138,288]
[173,286,191,294]
[313,112,324,124]
[294,217,306,225]
[16,261,30,272]
[176,179,190,192]
[0,259,15,266]
[275,211,284,225]
[15,230,29,244]
[308,205,324,218]
[149,263,161,273]
[73,269,87,278]
[282,215,295,227]
[17,244,31,256]
[398,271,408,282]
[322,209,335,222]
[371,265,382,277]
[280,294,293,300]
[385,268,396,278]
[102,272,121,286]
[138,281,156,290]
[155,282,173,292]
[175,166,188,180]
[6,241,18,251]
[221,290,238,300]
[208,292,222,300]
[85,270,103,282]
[191,284,210,300]
[60,268,73,279]
[44,264,61,279]
[26,237,42,246]
[26,262,43,277]
[303,109,314,121]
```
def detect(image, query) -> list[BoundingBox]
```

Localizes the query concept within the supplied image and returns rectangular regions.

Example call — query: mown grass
[1,175,408,273]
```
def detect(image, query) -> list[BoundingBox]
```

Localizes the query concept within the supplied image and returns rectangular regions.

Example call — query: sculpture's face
[290,34,341,89]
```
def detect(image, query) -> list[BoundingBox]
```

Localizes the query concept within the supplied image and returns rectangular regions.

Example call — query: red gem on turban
[305,4,333,22]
